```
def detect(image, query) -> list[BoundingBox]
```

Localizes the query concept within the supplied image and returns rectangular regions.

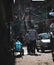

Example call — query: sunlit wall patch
[13,0,15,4]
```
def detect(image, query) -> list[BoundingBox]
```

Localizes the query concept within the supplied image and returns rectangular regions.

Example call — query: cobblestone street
[14,47,54,65]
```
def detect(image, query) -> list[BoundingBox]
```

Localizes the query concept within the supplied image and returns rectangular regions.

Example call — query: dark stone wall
[0,0,15,65]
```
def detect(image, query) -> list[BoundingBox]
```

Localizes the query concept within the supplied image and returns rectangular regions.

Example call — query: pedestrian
[18,32,24,45]
[25,30,30,54]
[50,31,54,61]
[28,25,37,54]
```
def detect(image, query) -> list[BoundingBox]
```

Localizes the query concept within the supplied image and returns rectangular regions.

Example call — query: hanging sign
[32,0,45,1]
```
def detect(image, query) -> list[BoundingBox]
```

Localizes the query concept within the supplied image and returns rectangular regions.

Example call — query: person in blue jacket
[15,36,22,52]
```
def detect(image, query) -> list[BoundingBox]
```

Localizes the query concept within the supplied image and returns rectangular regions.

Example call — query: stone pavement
[14,47,54,65]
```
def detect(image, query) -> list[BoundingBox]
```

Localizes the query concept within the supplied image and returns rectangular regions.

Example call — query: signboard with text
[32,0,45,1]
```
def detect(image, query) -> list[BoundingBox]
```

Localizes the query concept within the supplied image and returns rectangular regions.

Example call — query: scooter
[13,40,24,56]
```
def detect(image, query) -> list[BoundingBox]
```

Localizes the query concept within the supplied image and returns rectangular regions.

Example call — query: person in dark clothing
[28,26,37,55]
[25,30,31,54]
[50,31,54,61]
[18,33,24,44]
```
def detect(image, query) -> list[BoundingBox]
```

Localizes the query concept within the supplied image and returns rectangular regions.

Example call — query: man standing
[50,31,54,61]
[28,26,37,54]
[25,30,30,54]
